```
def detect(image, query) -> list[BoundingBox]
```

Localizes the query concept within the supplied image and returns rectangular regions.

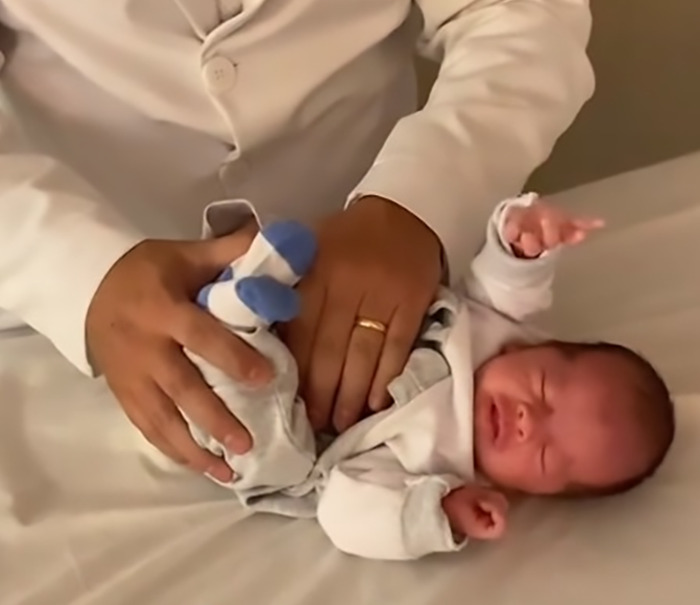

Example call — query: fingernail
[246,363,273,386]
[309,411,325,431]
[224,434,241,455]
[369,395,385,412]
[224,433,252,455]
[335,414,351,433]
[208,465,232,483]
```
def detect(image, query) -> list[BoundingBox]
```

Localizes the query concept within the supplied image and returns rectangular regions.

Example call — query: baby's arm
[466,193,603,320]
[317,447,506,560]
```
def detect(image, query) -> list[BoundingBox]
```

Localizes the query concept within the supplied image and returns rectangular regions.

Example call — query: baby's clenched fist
[442,485,509,541]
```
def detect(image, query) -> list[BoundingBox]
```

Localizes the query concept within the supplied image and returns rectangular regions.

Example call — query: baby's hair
[546,340,675,498]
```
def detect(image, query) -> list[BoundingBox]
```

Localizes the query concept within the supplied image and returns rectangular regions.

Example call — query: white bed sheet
[2,152,700,605]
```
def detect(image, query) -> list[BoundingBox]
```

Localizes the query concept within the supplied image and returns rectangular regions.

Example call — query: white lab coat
[0,0,593,374]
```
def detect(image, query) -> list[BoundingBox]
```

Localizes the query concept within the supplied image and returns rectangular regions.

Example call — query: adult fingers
[124,379,233,482]
[280,278,326,394]
[147,432,189,466]
[188,220,259,277]
[118,384,188,465]
[169,302,272,385]
[368,301,425,412]
[153,344,253,456]
[333,321,384,430]
[304,289,357,430]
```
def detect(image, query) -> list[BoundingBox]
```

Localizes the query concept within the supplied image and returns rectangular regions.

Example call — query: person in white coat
[0,1,594,483]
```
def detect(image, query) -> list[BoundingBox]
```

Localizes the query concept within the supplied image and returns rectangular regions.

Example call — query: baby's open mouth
[490,400,501,444]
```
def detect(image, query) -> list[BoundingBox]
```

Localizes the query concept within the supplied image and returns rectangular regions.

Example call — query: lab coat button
[203,57,237,93]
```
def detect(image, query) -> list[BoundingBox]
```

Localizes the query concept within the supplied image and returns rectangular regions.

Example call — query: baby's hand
[441,485,508,541]
[503,198,604,258]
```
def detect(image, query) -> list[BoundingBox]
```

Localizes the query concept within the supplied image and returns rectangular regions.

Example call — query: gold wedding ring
[355,318,387,334]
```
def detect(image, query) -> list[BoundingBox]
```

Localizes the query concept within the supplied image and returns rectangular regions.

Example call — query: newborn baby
[184,194,675,560]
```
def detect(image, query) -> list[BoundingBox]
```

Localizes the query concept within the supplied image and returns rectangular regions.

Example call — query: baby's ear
[261,221,317,278]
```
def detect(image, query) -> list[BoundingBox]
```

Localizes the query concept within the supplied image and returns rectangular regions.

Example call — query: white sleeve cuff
[402,475,467,558]
[464,193,561,319]
[0,107,146,375]
[476,193,560,290]
[17,216,142,376]
[0,180,143,375]
[317,458,466,560]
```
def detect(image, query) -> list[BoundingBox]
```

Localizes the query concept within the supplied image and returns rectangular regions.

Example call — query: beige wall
[416,0,700,193]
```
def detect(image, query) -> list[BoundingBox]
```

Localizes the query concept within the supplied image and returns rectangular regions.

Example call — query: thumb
[186,220,259,276]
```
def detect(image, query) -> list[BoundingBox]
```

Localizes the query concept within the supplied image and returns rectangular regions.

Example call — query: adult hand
[86,223,273,482]
[279,196,443,432]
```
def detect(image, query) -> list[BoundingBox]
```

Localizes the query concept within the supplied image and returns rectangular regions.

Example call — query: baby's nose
[515,403,536,443]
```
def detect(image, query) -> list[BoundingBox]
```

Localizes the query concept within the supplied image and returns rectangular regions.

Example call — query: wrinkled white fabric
[0,0,593,372]
[3,154,700,602]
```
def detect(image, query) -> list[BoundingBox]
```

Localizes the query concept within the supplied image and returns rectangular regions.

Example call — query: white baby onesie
[185,194,556,560]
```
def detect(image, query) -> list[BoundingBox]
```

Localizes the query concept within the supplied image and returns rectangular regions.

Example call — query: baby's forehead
[569,351,641,397]
[563,354,645,424]
[565,409,649,488]
[560,354,651,483]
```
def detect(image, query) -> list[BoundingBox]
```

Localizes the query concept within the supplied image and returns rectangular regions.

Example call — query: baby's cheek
[484,449,542,492]
[479,449,518,486]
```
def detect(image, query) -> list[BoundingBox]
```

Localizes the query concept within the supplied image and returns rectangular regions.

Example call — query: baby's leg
[184,220,318,507]
[186,330,316,502]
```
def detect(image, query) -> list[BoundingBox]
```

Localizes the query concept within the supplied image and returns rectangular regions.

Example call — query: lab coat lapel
[172,0,223,39]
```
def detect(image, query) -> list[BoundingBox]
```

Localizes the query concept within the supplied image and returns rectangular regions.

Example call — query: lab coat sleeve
[0,53,144,374]
[466,194,559,320]
[349,0,593,283]
[317,446,465,560]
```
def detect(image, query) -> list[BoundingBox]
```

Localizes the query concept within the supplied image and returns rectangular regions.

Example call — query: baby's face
[473,344,651,495]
